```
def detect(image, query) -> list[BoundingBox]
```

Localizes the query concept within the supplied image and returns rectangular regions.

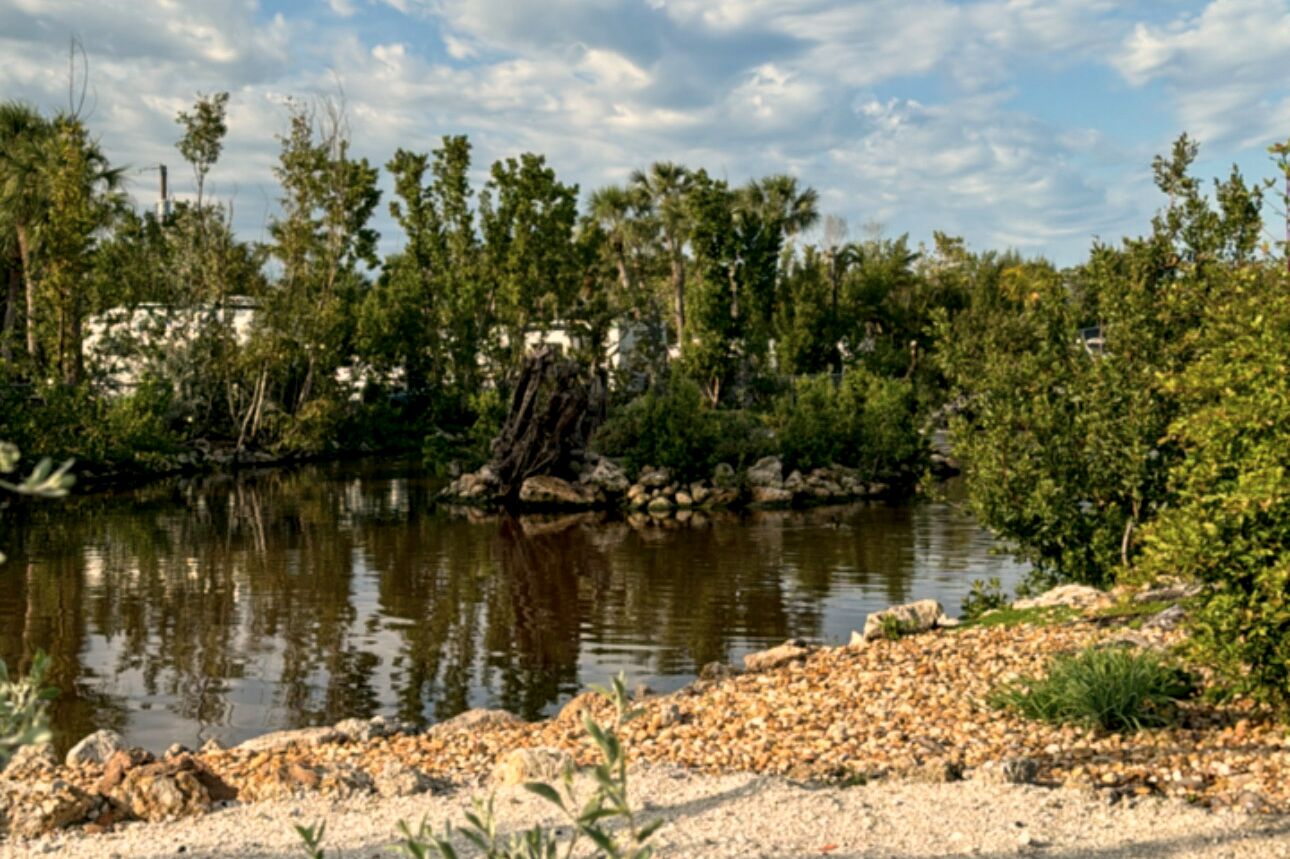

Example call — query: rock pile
[9,582,1283,842]
[444,454,889,513]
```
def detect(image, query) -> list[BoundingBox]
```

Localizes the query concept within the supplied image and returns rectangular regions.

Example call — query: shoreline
[3,586,1289,847]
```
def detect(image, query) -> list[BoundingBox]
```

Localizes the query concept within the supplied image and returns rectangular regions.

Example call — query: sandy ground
[6,765,1288,859]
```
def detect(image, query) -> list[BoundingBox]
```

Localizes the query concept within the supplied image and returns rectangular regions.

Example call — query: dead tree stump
[490,347,607,502]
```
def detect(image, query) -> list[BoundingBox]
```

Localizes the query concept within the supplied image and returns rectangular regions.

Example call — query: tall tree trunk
[3,252,20,361]
[16,223,36,361]
[669,239,685,352]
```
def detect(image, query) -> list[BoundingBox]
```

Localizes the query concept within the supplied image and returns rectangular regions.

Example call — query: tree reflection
[0,463,1022,750]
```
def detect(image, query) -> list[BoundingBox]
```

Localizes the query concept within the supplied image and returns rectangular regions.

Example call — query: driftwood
[490,347,607,502]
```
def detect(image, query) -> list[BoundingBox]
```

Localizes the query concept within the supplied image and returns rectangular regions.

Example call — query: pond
[0,460,1027,753]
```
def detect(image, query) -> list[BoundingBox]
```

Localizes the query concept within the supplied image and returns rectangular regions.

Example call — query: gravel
[7,764,1289,858]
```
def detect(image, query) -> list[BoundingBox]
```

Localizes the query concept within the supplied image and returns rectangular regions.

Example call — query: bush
[0,652,55,767]
[592,376,768,481]
[988,647,1195,732]
[770,368,921,478]
[960,576,1008,621]
[1135,277,1290,711]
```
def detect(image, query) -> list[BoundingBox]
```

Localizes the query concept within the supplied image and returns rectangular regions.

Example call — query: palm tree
[587,183,651,314]
[0,102,51,360]
[629,162,691,348]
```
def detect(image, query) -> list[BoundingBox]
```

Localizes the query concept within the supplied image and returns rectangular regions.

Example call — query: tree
[263,100,380,423]
[479,152,579,371]
[630,162,691,349]
[175,92,229,211]
[0,102,51,361]
[587,183,653,316]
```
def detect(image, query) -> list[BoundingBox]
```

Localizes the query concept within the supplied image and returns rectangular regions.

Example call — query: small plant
[960,576,1008,621]
[879,614,909,641]
[988,646,1195,732]
[296,673,659,859]
[295,822,326,859]
[0,651,55,767]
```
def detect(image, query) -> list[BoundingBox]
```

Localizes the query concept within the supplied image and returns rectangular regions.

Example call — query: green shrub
[988,647,1195,732]
[592,376,768,481]
[1135,277,1290,711]
[0,652,55,767]
[770,368,921,479]
[960,576,1008,622]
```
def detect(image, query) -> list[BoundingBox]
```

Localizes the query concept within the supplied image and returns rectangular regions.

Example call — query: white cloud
[7,0,1276,263]
[1114,0,1290,147]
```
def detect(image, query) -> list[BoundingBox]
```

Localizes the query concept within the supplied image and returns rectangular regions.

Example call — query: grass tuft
[988,646,1196,733]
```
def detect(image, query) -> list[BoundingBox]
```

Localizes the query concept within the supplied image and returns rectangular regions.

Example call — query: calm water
[0,461,1026,752]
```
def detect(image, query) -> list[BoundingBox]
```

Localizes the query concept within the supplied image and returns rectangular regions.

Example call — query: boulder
[746,456,784,489]
[647,495,674,514]
[689,482,711,505]
[750,486,794,506]
[236,726,340,753]
[3,742,58,779]
[1012,584,1112,612]
[109,758,229,822]
[1,778,95,837]
[492,747,573,786]
[579,458,629,495]
[65,729,127,768]
[637,466,672,489]
[743,640,812,672]
[1133,582,1201,604]
[711,462,737,488]
[783,470,806,494]
[93,748,156,795]
[374,761,434,798]
[435,708,523,732]
[1142,604,1187,631]
[626,483,646,501]
[861,599,949,642]
[699,661,739,681]
[674,490,694,508]
[703,487,741,508]
[518,475,596,508]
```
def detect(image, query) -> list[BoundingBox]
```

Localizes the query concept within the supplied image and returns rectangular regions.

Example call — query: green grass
[987,646,1196,733]
[955,605,1080,630]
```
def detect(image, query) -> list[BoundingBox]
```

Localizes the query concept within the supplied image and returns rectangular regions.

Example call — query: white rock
[64,729,126,768]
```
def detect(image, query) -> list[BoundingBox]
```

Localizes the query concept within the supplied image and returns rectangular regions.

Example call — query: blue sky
[3,0,1290,264]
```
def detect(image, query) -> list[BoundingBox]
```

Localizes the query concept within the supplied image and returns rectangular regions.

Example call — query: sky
[3,0,1290,265]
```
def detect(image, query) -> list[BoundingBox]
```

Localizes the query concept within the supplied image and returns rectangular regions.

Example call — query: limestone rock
[1,778,95,837]
[436,708,523,732]
[746,456,784,489]
[492,747,573,786]
[1012,584,1112,612]
[1134,582,1201,604]
[675,490,694,507]
[1142,604,1187,631]
[699,661,738,681]
[688,482,711,505]
[65,729,127,768]
[108,755,237,822]
[374,761,434,798]
[518,475,597,508]
[711,462,737,488]
[647,495,674,514]
[236,726,339,753]
[637,466,672,489]
[743,640,812,672]
[783,470,806,494]
[93,748,156,795]
[703,487,741,508]
[579,458,629,495]
[3,742,58,779]
[862,599,948,642]
[750,485,794,506]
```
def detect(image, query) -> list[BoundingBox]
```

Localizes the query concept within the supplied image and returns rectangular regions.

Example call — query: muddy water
[0,460,1026,751]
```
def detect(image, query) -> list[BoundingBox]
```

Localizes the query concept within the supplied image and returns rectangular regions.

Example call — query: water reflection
[0,462,1026,752]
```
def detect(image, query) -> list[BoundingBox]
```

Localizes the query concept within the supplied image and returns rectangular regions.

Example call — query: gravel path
[8,765,1289,859]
